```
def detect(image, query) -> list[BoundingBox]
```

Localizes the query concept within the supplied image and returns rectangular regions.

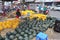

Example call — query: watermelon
[9,35,15,40]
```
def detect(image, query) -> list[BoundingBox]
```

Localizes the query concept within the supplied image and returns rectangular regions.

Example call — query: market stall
[0,10,56,40]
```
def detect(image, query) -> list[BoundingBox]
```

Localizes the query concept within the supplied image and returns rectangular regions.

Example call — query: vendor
[43,6,47,14]
[16,9,21,18]
[39,5,42,13]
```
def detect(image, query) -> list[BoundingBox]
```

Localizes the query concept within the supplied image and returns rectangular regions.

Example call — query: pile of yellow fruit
[29,14,47,21]
[0,18,20,31]
[13,10,35,16]
[21,10,35,16]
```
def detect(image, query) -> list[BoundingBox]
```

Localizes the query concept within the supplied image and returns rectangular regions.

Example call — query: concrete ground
[49,10,60,18]
[46,28,60,40]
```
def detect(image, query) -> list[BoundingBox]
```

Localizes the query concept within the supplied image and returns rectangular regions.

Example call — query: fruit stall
[0,10,56,40]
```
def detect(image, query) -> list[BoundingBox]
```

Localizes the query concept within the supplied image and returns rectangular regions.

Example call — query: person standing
[43,6,47,14]
[35,5,39,13]
[39,5,42,13]
[28,5,30,10]
[24,5,27,10]
[16,9,21,18]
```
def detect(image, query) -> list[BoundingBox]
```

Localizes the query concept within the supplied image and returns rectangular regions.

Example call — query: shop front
[44,0,53,6]
[54,0,60,2]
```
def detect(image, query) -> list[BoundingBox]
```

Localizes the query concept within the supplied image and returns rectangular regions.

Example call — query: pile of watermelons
[0,16,56,40]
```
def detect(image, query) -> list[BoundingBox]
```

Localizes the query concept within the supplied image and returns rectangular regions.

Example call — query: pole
[22,0,25,10]
[34,0,35,11]
[43,0,44,7]
[2,0,4,11]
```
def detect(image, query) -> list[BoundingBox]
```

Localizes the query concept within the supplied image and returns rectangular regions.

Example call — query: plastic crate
[36,32,48,40]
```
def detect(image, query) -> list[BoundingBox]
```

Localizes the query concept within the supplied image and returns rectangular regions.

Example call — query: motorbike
[54,19,60,33]
[44,10,49,15]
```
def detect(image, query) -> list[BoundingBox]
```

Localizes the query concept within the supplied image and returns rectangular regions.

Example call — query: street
[49,10,60,18]
[46,10,60,40]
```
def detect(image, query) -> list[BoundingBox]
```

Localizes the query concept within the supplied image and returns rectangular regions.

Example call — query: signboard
[13,0,23,3]
[45,0,53,2]
[35,0,53,2]
[35,0,43,2]
[25,0,34,2]
[4,2,11,6]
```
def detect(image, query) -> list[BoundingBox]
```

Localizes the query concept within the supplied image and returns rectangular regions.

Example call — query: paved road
[49,10,60,18]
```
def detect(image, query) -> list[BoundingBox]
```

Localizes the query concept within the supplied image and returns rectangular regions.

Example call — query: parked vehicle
[50,6,54,10]
[51,2,60,11]
[54,5,60,10]
[54,18,60,33]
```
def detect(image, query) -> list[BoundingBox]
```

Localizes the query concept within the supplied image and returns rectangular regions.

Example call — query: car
[53,5,60,11]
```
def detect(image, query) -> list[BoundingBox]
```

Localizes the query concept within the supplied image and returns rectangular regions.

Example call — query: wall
[54,0,60,2]
[0,1,3,13]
